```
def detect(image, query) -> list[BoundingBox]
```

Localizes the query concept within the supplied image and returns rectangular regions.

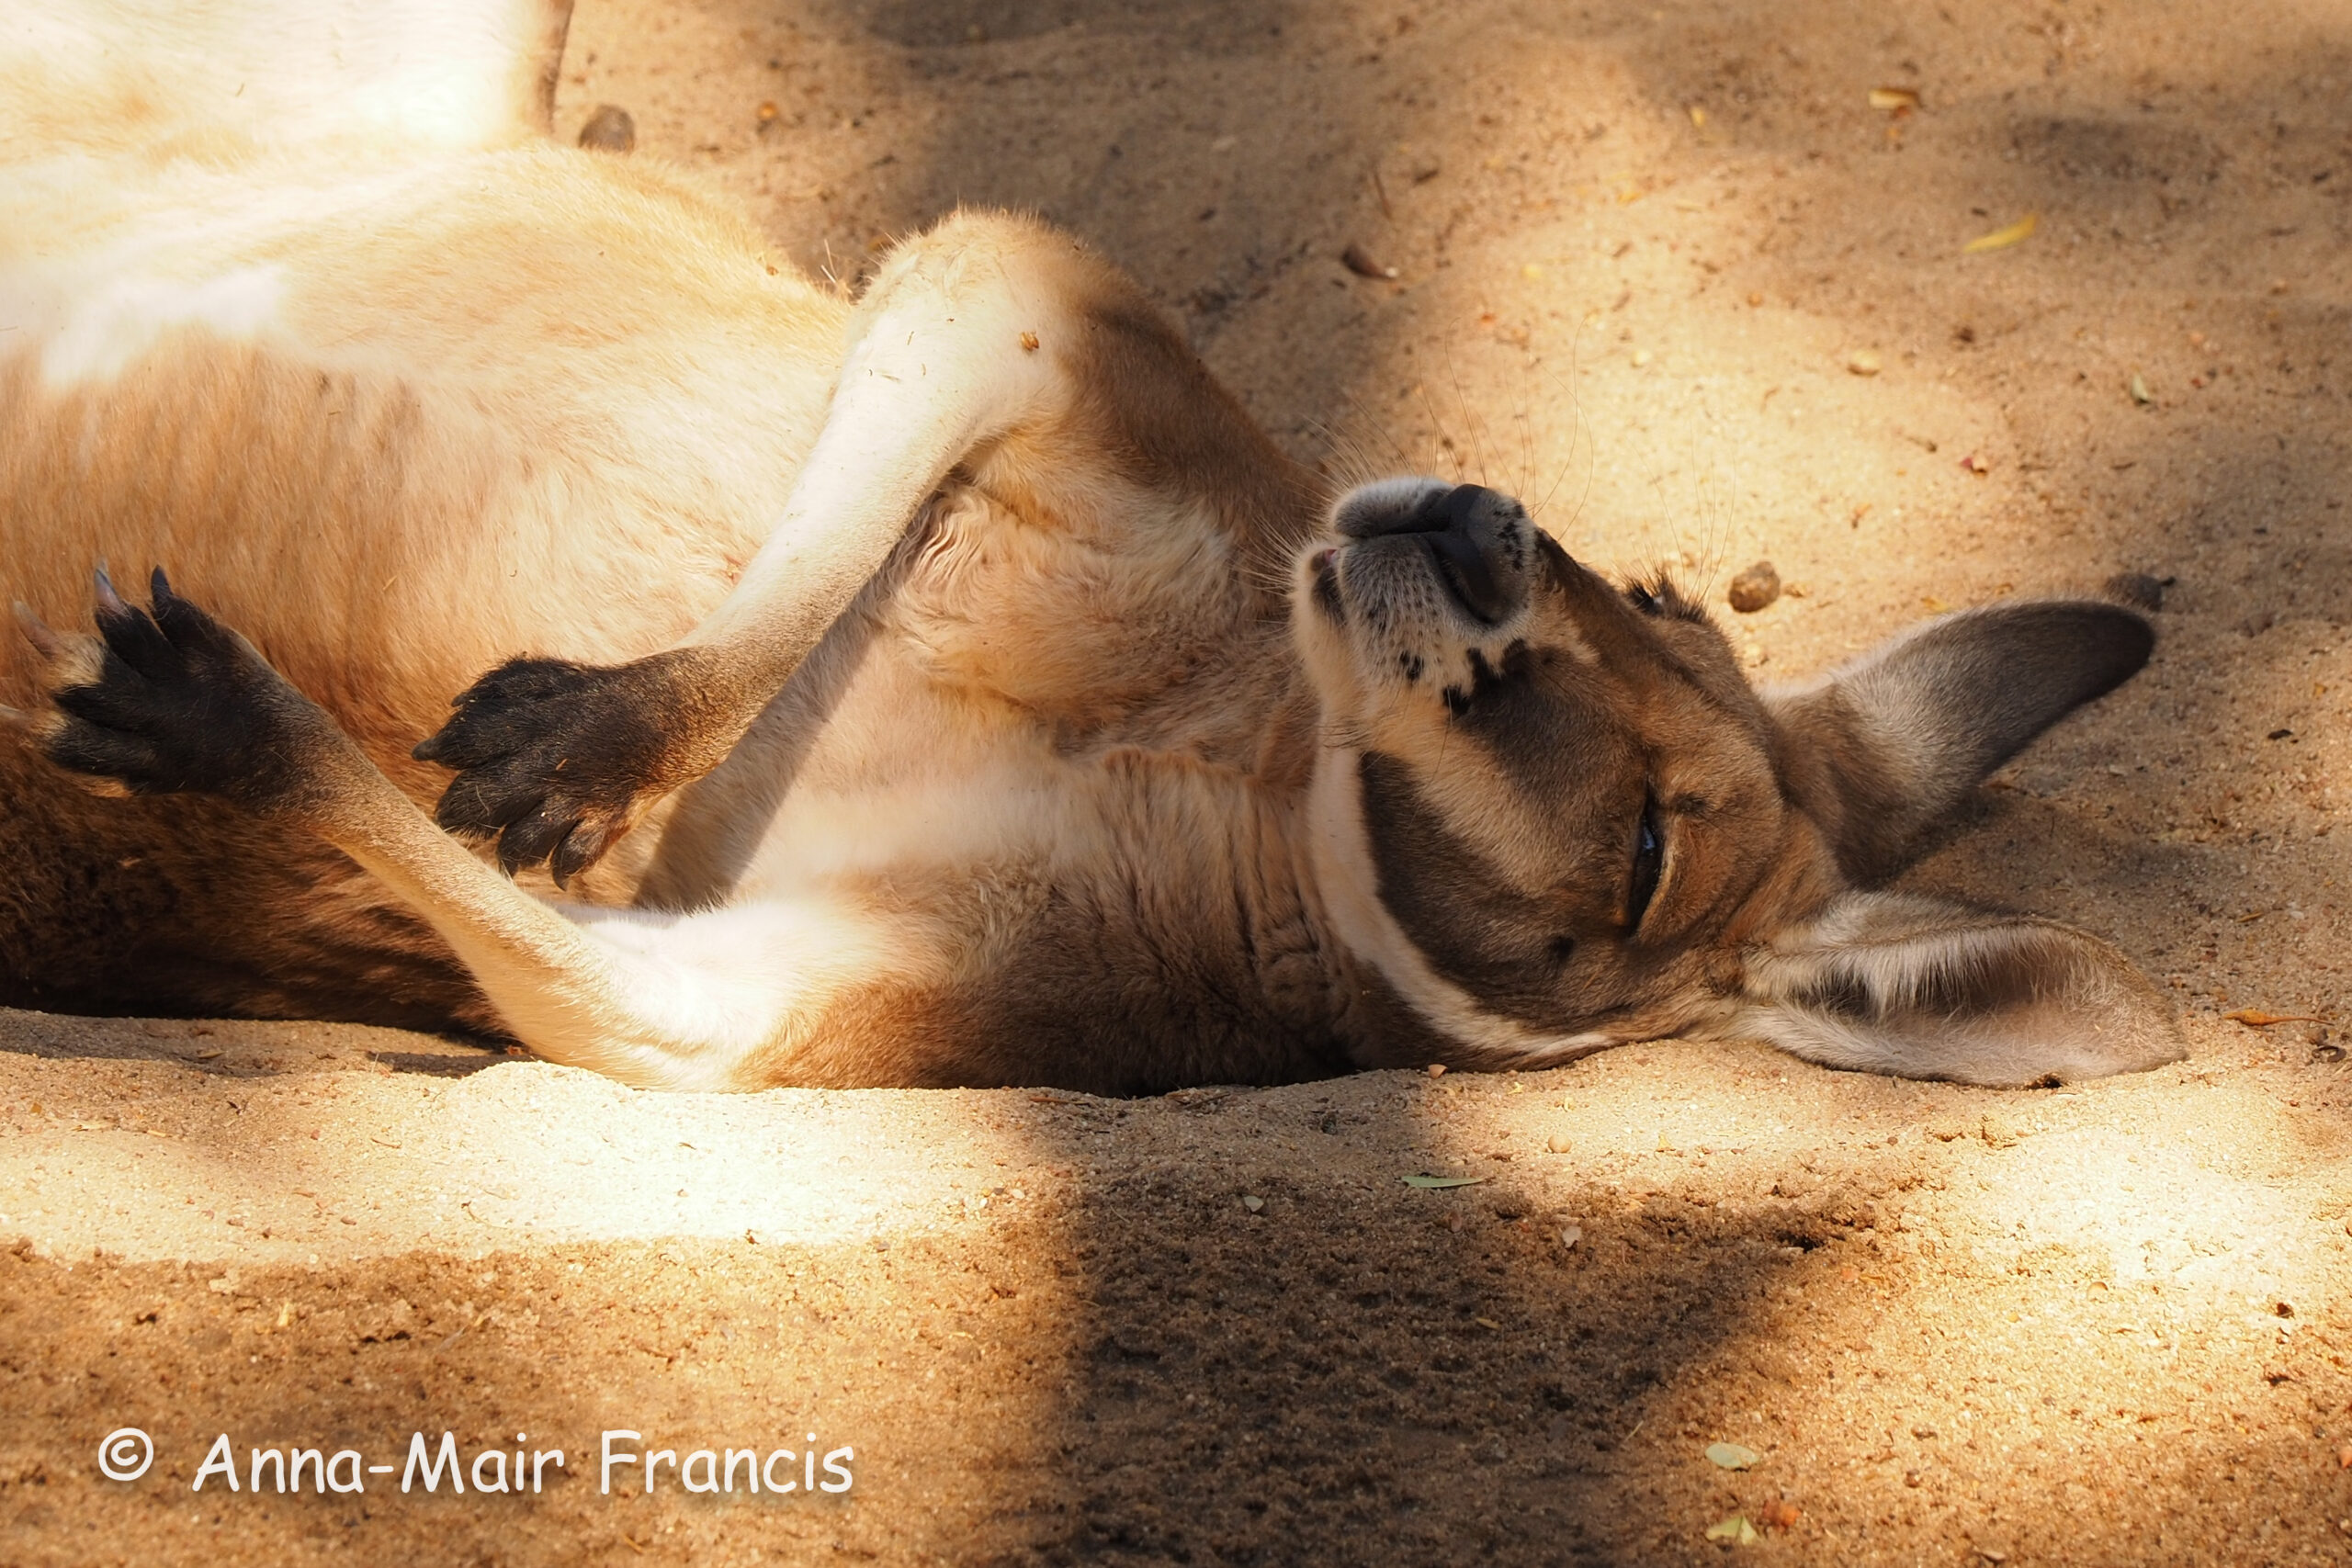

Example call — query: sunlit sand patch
[0,1012,1065,1264]
[1417,1034,2350,1553]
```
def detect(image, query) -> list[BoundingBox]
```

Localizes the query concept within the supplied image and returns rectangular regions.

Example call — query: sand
[6,0,2352,1561]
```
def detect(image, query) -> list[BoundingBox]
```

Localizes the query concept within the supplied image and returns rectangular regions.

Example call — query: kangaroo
[0,0,2184,1092]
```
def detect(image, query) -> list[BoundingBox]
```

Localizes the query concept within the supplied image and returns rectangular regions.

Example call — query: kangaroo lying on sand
[0,0,2184,1091]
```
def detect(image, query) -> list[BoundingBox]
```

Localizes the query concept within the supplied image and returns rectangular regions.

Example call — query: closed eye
[1624,797,1665,931]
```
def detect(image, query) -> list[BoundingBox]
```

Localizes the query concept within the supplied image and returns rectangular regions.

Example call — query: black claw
[496,801,574,879]
[548,825,596,890]
[149,580,233,659]
[93,562,127,617]
[90,586,176,682]
[13,601,61,658]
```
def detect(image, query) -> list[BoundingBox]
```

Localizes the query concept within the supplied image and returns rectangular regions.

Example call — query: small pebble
[1630,347,1654,367]
[1727,559,1781,613]
[1241,1194,1264,1213]
[1560,1224,1582,1249]
[578,105,637,153]
[1848,348,1883,376]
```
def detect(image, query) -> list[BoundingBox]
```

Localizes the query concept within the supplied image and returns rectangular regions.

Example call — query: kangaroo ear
[1765,598,2153,884]
[1733,891,2185,1086]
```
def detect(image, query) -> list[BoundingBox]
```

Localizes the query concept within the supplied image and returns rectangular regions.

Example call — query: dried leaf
[1869,85,1922,111]
[1963,212,2039,253]
[1705,1514,1760,1545]
[1402,1173,1487,1189]
[1758,1498,1803,1531]
[2224,1009,2326,1028]
[1705,1441,1762,1470]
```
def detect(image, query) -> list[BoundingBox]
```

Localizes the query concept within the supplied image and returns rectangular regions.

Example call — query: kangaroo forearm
[324,793,754,1088]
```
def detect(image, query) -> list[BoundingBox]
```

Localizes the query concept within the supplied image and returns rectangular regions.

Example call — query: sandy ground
[7,0,2352,1561]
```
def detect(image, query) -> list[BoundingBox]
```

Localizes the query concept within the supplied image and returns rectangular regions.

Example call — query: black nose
[1343,482,1497,540]
[1424,521,1507,624]
[1334,482,1522,623]
[1367,485,1511,623]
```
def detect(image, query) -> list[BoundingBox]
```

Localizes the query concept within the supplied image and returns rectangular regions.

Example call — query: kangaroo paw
[414,645,732,886]
[14,566,353,816]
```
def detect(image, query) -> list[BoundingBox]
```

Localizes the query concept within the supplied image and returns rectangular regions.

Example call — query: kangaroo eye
[1625,799,1665,931]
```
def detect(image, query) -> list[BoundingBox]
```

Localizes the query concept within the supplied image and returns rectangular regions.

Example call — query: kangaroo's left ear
[1732,891,2186,1086]
[1764,598,2153,885]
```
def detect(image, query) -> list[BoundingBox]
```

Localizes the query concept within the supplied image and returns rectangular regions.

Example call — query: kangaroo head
[1292,479,2182,1086]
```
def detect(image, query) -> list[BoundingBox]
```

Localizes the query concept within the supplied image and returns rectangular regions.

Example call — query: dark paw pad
[415,646,719,886]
